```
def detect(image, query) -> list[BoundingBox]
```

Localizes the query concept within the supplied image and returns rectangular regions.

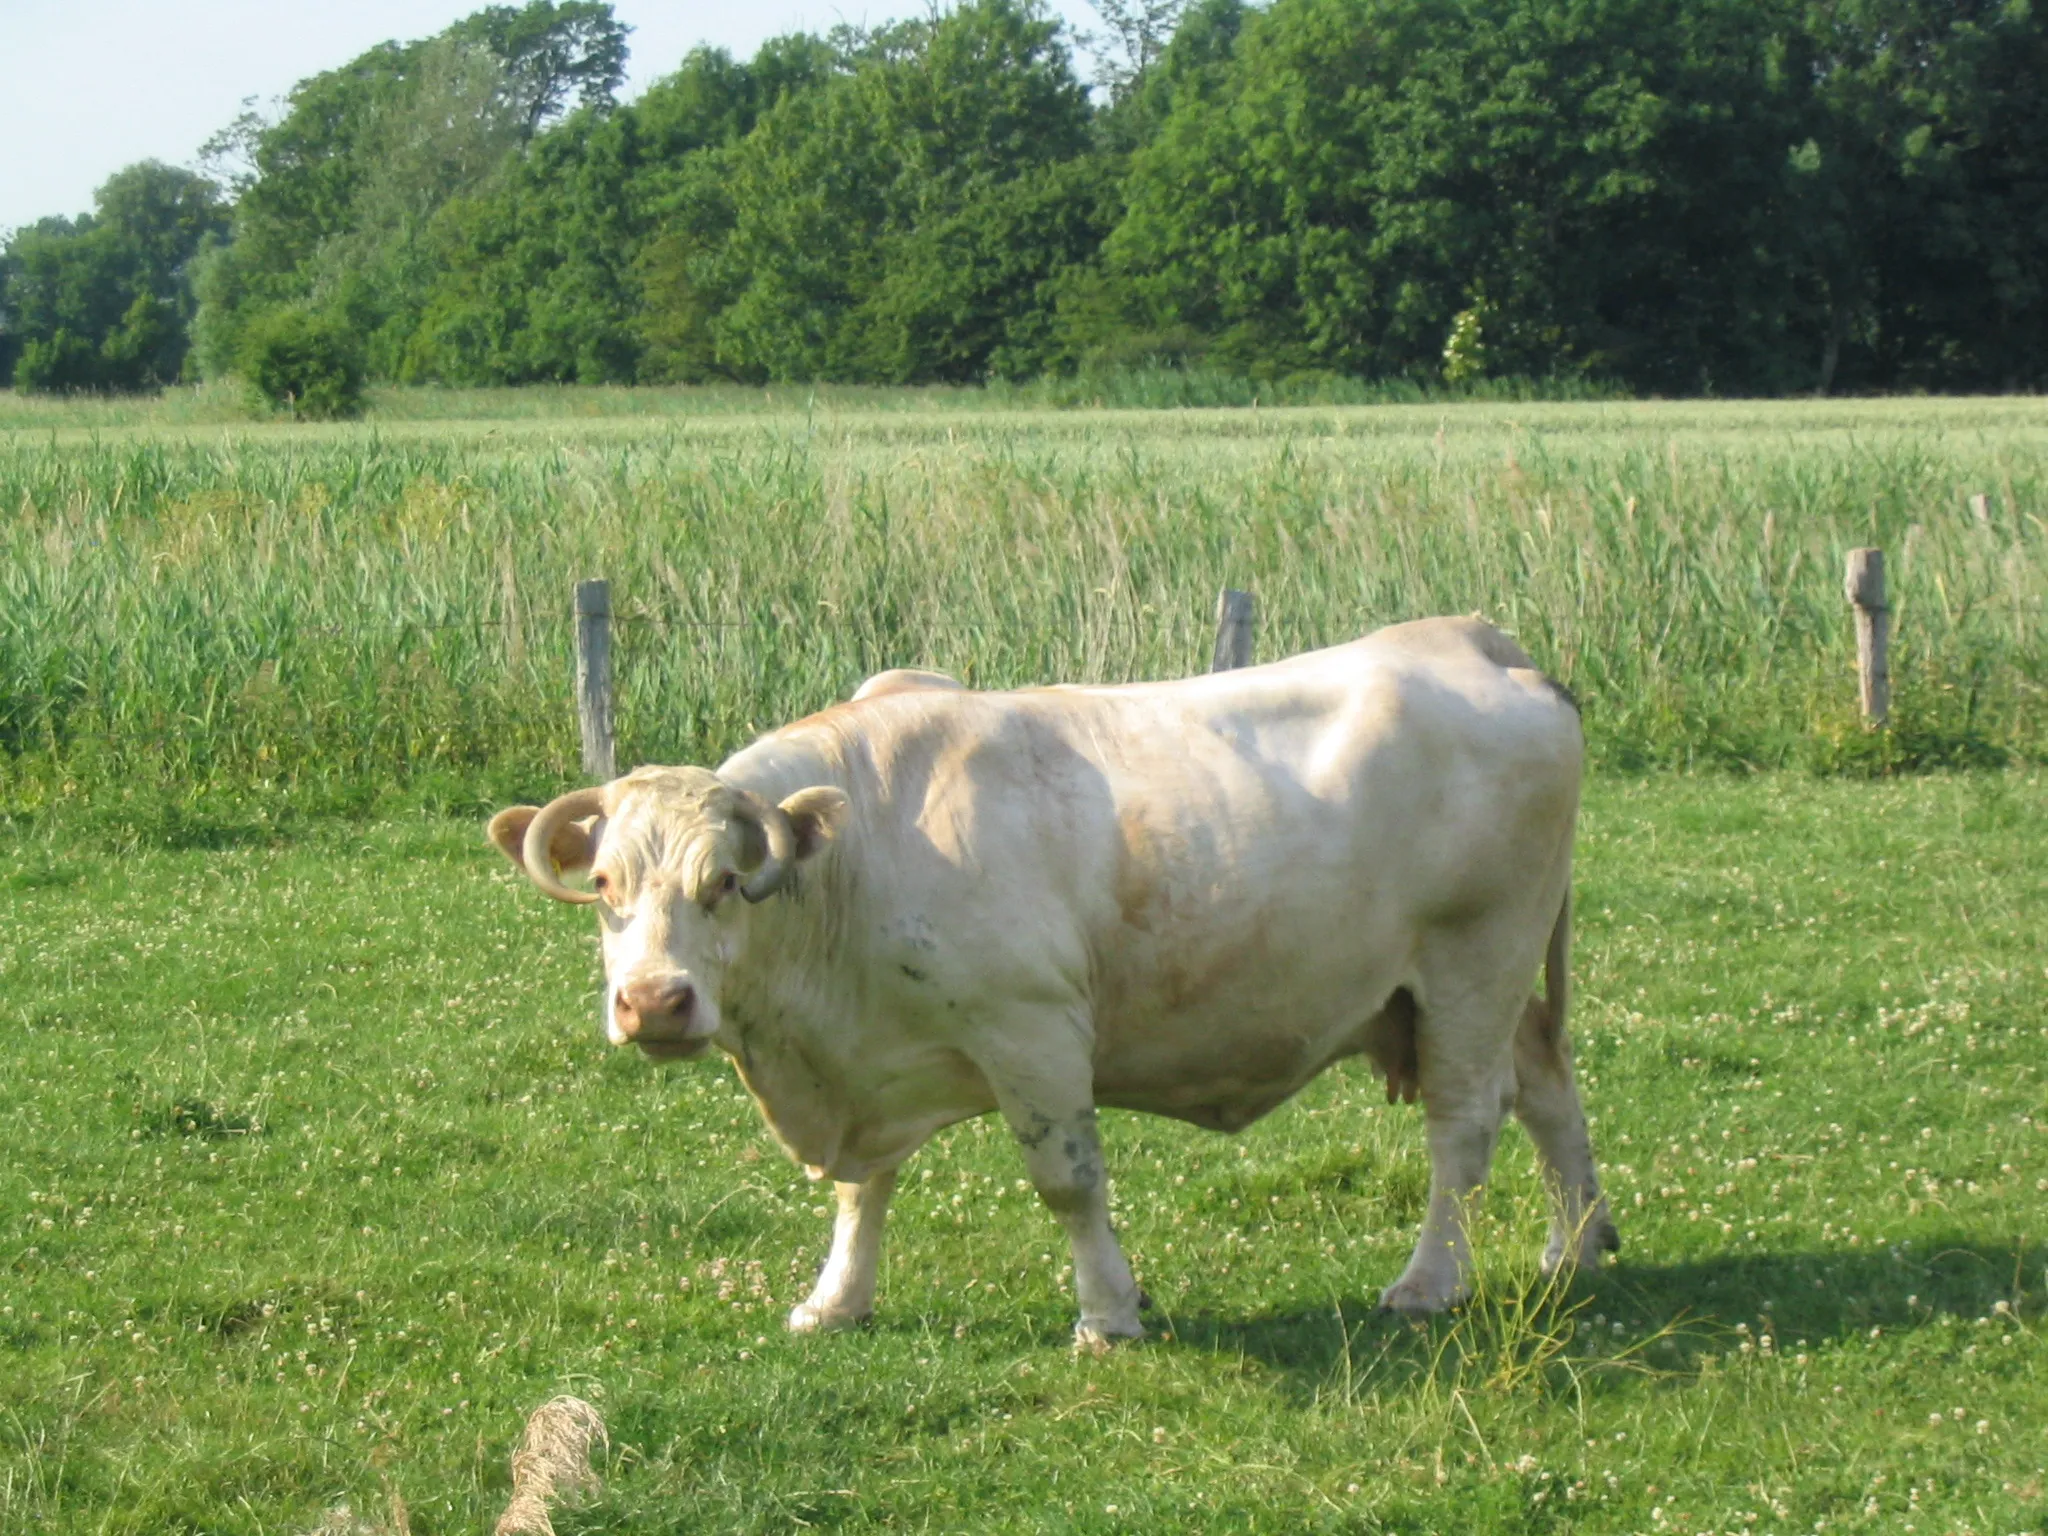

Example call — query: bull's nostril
[662,982,695,1019]
[612,991,640,1037]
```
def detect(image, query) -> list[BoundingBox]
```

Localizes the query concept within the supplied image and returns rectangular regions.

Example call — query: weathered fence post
[574,579,615,780]
[1844,548,1888,727]
[1211,588,1256,672]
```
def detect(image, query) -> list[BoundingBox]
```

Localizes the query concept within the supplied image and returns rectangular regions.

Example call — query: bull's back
[822,619,1576,945]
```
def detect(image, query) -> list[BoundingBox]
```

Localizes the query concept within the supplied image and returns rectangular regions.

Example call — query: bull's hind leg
[788,1167,898,1332]
[1378,977,1523,1317]
[1512,1001,1618,1275]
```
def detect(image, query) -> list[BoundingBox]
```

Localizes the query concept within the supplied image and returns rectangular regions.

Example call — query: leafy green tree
[1796,0,2048,391]
[854,157,1118,380]
[1050,0,1247,364]
[218,41,422,303]
[193,1,630,377]
[1090,0,1244,155]
[28,0,2032,398]
[1103,0,1827,390]
[2,162,227,391]
[706,0,1102,382]
[1441,301,1487,385]
[1084,0,1193,96]
[405,40,794,384]
[5,217,128,389]
[404,103,647,383]
[312,37,532,374]
[450,1,629,138]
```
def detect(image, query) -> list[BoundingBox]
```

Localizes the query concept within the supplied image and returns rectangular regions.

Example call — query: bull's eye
[718,871,740,898]
[591,872,613,901]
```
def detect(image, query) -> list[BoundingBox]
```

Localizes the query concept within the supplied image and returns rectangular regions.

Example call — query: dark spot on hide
[1060,1138,1101,1193]
[1012,1110,1058,1151]
[899,963,929,983]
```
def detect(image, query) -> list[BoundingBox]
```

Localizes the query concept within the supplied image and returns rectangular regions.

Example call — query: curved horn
[736,790,797,902]
[521,787,607,904]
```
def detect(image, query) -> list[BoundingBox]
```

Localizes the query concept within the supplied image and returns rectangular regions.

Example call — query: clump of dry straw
[492,1395,608,1536]
[297,1396,606,1536]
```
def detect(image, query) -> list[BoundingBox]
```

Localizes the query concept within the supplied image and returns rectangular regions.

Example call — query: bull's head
[489,767,847,1058]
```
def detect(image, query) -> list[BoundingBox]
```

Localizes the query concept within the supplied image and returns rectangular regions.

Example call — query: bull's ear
[780,787,849,861]
[487,806,599,873]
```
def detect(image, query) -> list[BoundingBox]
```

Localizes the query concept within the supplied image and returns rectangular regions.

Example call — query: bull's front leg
[788,1167,897,1332]
[1013,1103,1144,1350]
[977,1035,1143,1349]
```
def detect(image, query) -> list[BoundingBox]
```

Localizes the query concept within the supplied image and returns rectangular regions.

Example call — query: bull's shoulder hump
[1355,619,1577,722]
[1356,615,1537,671]
[771,674,980,741]
[850,667,965,702]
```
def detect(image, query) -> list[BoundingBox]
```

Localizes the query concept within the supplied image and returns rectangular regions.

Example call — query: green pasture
[1,390,2044,845]
[2,771,2044,1534]
[1,388,2045,1532]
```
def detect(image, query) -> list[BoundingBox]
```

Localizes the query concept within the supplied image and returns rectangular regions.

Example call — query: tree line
[4,0,2045,402]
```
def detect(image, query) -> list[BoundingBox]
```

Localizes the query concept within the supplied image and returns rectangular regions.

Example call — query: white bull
[489,617,1616,1346]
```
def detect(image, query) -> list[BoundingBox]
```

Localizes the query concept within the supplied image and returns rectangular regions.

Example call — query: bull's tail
[1520,885,1572,1067]
[1515,881,1618,1267]
[1543,886,1571,1047]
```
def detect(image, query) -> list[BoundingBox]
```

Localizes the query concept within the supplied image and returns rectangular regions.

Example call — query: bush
[239,308,366,420]
[13,330,104,392]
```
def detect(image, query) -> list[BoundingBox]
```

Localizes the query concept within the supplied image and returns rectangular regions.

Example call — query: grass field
[3,770,2046,1536]
[0,774,2031,1531]
[2,389,2044,843]
[2,386,2045,1534]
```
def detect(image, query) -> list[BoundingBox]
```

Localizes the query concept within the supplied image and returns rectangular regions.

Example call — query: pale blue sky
[0,0,1103,235]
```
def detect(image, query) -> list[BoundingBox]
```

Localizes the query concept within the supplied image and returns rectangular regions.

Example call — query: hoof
[1377,1276,1466,1317]
[1073,1318,1144,1355]
[788,1301,871,1334]
[1541,1216,1622,1278]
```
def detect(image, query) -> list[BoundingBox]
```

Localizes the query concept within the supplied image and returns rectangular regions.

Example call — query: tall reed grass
[1,394,2041,833]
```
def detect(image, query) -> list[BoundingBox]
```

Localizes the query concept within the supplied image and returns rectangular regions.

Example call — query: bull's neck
[720,729,860,1005]
[712,730,867,1171]
[717,725,852,814]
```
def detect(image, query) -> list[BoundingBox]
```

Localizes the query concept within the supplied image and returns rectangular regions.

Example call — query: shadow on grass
[1157,1234,2038,1400]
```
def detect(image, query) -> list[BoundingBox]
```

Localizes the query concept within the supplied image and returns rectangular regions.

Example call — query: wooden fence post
[1844,549,1888,727]
[1211,588,1256,672]
[575,579,615,780]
